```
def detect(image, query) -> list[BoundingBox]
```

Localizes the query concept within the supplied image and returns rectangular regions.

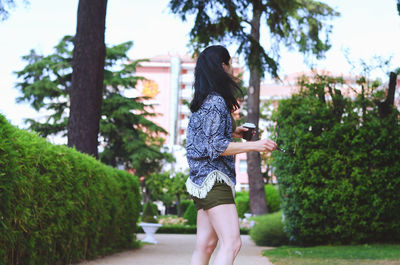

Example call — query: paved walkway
[74,233,274,265]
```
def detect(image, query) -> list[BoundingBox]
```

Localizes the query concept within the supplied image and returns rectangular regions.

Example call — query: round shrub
[235,191,248,198]
[183,201,198,225]
[235,195,250,218]
[250,211,289,246]
[264,185,281,213]
[234,186,280,217]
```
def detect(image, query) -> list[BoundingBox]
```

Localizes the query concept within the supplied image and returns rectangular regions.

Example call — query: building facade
[134,54,400,190]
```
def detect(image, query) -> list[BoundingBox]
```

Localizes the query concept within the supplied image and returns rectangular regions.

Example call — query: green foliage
[14,35,172,175]
[250,212,289,247]
[146,171,189,214]
[169,0,339,77]
[137,225,196,234]
[235,190,248,198]
[169,172,188,199]
[235,185,281,218]
[169,0,339,215]
[183,201,198,226]
[137,224,250,235]
[142,202,157,223]
[273,74,400,245]
[151,203,159,215]
[0,0,26,21]
[0,114,141,265]
[264,185,281,213]
[264,244,400,260]
[180,200,192,216]
[235,194,250,218]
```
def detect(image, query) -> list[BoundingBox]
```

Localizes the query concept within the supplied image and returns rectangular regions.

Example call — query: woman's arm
[221,139,277,156]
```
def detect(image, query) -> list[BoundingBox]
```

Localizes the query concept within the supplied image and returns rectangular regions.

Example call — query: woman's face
[222,58,233,75]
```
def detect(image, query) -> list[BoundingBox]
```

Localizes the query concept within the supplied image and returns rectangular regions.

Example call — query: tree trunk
[68,0,108,157]
[379,72,398,118]
[142,179,151,203]
[246,5,268,215]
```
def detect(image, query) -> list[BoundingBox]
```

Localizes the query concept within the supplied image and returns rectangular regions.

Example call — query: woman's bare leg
[189,209,219,265]
[206,204,241,265]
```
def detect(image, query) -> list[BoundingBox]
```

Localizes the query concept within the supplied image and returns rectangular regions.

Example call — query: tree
[146,171,188,215]
[273,72,400,245]
[377,71,398,118]
[169,172,189,216]
[0,0,29,21]
[169,0,339,214]
[68,0,108,158]
[397,0,400,16]
[15,36,170,174]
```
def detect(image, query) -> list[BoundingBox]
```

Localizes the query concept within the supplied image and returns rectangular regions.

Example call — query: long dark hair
[190,45,242,113]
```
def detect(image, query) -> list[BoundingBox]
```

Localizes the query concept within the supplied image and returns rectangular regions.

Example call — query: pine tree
[15,36,170,174]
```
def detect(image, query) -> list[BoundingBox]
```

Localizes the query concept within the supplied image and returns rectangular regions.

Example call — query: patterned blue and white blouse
[186,92,236,198]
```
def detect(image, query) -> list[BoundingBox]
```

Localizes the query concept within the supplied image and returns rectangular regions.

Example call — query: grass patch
[264,244,400,265]
[266,258,400,265]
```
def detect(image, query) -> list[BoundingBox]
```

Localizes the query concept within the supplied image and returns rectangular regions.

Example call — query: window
[239,160,247,173]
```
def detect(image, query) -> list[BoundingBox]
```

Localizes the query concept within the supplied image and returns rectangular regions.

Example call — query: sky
[0,0,399,129]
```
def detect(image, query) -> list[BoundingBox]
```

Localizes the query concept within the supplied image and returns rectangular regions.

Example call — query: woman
[186,45,277,265]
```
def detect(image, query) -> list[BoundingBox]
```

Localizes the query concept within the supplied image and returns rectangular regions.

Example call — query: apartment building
[134,54,400,190]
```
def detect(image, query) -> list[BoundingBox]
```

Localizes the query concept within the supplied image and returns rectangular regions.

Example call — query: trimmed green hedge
[273,75,400,245]
[136,225,250,235]
[250,212,289,246]
[0,114,141,265]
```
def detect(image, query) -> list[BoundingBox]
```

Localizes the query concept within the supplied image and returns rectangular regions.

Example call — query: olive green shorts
[192,182,235,211]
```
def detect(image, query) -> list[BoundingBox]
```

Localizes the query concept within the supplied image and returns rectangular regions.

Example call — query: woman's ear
[222,62,229,73]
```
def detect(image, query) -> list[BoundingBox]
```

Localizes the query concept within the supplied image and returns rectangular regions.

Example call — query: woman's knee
[233,236,242,254]
[221,236,241,255]
[196,237,218,255]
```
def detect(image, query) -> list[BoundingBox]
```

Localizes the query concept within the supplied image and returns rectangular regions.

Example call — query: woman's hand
[232,126,253,139]
[251,139,277,152]
[232,126,247,138]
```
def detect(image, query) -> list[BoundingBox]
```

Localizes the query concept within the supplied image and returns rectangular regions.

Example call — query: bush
[250,212,289,246]
[235,195,250,218]
[151,202,159,215]
[137,225,249,235]
[137,224,197,234]
[273,74,400,245]
[235,190,248,198]
[264,185,281,213]
[235,185,281,218]
[183,201,198,225]
[180,200,192,216]
[0,114,141,265]
[142,201,157,223]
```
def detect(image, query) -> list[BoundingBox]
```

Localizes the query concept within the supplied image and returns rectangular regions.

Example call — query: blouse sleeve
[201,96,231,161]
